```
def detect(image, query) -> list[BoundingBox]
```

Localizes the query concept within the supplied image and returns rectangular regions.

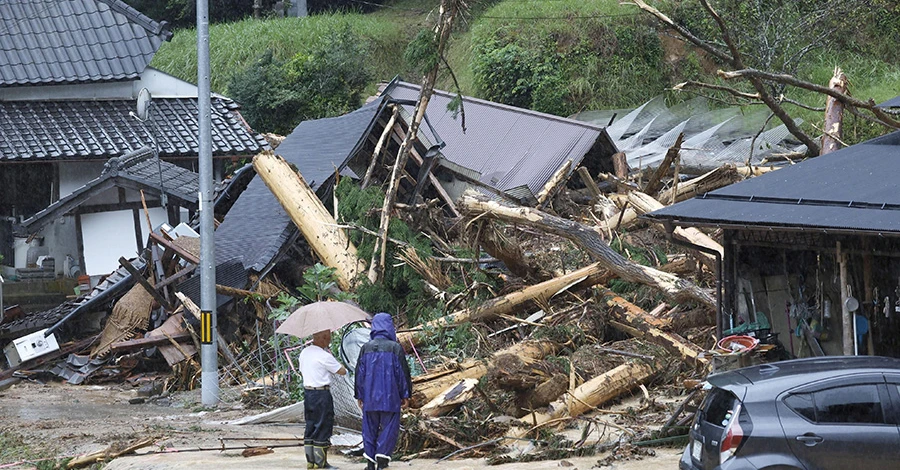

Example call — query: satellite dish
[136,88,151,121]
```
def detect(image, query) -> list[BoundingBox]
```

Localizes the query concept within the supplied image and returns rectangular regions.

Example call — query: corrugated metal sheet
[879,95,900,108]
[214,98,386,272]
[0,98,268,160]
[0,0,171,87]
[384,81,610,200]
[646,131,900,234]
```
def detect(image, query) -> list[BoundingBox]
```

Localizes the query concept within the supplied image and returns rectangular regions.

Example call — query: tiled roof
[214,97,387,272]
[21,147,201,233]
[0,0,172,87]
[0,98,268,160]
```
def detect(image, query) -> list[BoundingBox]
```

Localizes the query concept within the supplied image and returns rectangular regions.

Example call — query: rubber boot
[366,460,376,470]
[305,445,318,469]
[315,446,337,469]
[376,456,390,469]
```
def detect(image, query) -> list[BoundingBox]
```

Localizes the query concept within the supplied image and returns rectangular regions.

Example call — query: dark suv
[680,356,900,470]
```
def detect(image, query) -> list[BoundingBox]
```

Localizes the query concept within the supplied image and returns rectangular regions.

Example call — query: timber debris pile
[0,83,790,464]
[0,131,778,464]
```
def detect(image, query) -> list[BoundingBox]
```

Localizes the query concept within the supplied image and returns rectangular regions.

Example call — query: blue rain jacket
[354,313,412,412]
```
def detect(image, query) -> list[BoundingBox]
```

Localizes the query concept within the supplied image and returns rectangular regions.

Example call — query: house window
[0,163,53,220]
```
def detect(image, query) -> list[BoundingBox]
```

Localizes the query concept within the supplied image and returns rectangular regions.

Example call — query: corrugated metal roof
[646,131,900,234]
[879,95,900,108]
[0,0,171,87]
[384,81,613,200]
[0,98,268,160]
[214,97,387,272]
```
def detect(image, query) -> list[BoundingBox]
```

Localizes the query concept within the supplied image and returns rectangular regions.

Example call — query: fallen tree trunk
[822,67,848,155]
[254,151,366,290]
[419,378,479,418]
[508,360,657,438]
[626,190,723,272]
[596,287,708,368]
[411,340,557,407]
[458,191,715,309]
[657,164,741,204]
[396,262,609,346]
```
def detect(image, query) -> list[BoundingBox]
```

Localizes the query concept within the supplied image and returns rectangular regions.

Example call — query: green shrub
[227,26,371,134]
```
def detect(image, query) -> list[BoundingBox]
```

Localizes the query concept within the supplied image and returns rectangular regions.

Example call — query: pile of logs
[250,141,777,459]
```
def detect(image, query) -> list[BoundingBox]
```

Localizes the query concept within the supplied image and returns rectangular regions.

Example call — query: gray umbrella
[275,301,371,339]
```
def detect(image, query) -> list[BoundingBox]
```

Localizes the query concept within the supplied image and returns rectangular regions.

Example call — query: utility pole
[197,0,218,406]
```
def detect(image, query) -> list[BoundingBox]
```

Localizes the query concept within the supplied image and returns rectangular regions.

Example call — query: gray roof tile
[0,0,172,87]
[214,97,387,272]
[0,98,268,160]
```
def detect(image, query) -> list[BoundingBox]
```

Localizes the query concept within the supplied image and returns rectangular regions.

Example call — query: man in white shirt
[299,329,347,469]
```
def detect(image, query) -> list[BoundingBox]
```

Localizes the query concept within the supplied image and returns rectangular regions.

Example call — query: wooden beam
[109,333,192,352]
[149,231,200,265]
[118,257,173,311]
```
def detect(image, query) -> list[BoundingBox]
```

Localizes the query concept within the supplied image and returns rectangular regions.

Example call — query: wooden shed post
[837,241,853,356]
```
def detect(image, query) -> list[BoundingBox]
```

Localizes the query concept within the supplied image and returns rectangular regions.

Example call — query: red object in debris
[717,335,760,353]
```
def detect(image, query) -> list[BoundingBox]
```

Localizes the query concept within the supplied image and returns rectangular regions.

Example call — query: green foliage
[227,26,372,134]
[404,29,441,75]
[469,1,667,115]
[124,0,263,28]
[296,263,355,303]
[267,291,302,322]
[152,13,407,95]
[334,178,433,323]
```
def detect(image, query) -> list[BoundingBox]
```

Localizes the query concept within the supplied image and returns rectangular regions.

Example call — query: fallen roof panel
[384,81,613,200]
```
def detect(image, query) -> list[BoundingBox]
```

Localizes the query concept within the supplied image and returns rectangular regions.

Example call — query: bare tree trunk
[507,360,657,438]
[597,287,708,368]
[411,340,557,407]
[458,191,716,308]
[821,67,848,155]
[396,262,609,346]
[368,0,461,284]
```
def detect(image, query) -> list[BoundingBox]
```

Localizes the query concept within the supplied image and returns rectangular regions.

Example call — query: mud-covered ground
[0,380,683,469]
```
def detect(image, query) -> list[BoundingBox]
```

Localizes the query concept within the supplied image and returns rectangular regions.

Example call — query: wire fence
[213,318,365,429]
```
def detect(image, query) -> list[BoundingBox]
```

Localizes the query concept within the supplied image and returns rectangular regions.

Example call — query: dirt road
[0,380,681,469]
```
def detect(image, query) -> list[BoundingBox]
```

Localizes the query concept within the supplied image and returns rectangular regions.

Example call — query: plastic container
[716,335,760,354]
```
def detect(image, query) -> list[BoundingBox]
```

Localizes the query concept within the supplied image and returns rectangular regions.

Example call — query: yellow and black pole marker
[200,310,213,344]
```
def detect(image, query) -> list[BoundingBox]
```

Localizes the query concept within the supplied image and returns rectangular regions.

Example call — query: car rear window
[785,384,885,424]
[703,387,739,426]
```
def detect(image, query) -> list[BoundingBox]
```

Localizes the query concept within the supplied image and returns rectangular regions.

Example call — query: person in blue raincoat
[355,313,412,470]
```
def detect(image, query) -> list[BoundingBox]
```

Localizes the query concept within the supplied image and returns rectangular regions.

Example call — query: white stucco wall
[81,208,168,276]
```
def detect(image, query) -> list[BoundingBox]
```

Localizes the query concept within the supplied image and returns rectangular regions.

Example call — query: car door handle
[796,434,824,446]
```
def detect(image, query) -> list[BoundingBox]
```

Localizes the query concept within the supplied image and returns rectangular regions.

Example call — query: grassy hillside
[152,13,414,94]
[151,0,900,142]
